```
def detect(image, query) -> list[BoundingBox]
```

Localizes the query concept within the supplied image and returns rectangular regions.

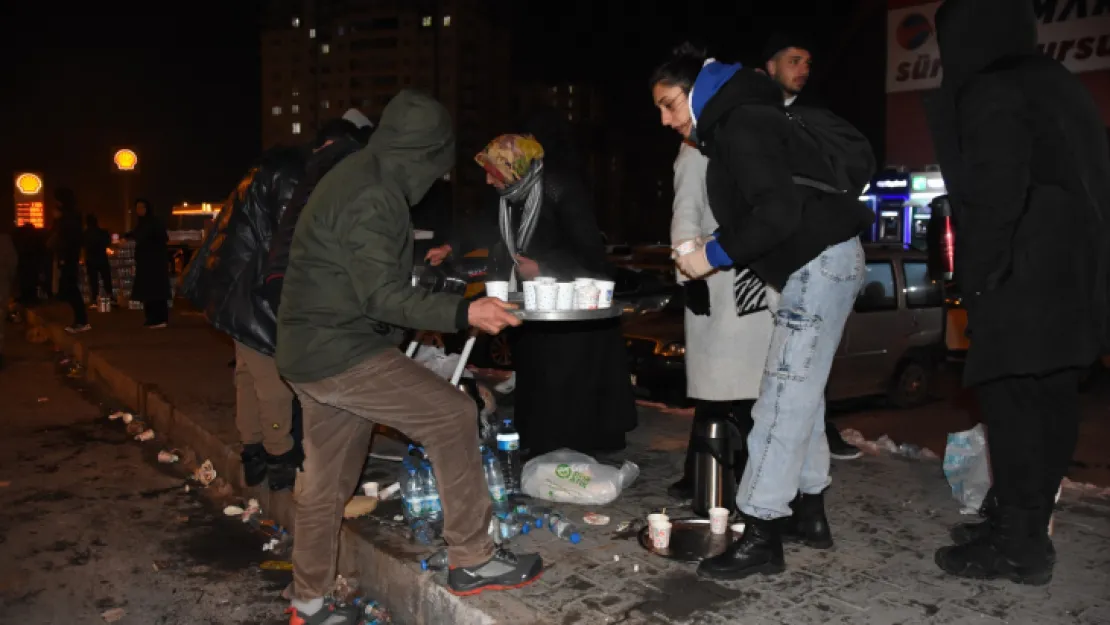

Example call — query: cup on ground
[709,507,730,535]
[651,521,673,550]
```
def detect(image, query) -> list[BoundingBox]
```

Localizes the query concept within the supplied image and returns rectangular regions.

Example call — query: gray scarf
[498,161,544,267]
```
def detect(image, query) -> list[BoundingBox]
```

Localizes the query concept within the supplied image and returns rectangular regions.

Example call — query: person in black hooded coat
[924,0,1110,584]
[51,188,89,332]
[126,199,171,327]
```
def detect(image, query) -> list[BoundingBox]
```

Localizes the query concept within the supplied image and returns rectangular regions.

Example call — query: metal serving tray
[638,517,745,563]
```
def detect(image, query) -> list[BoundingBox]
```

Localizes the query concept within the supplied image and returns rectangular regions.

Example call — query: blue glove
[704,239,734,269]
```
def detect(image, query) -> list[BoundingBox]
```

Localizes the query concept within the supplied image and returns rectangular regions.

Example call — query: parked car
[623,245,946,408]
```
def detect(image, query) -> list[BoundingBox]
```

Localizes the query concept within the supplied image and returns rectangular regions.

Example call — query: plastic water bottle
[548,514,582,544]
[482,447,510,516]
[421,548,449,571]
[495,419,522,495]
[401,468,424,522]
[421,461,443,526]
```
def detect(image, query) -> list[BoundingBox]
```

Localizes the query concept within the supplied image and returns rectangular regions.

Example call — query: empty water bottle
[496,418,522,495]
[421,548,449,571]
[548,514,582,544]
[482,446,510,516]
[401,468,424,522]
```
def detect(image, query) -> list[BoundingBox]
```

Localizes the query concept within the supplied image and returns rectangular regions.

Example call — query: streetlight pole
[113,149,139,232]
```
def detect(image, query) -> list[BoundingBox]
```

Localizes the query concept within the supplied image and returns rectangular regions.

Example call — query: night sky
[1,0,886,237]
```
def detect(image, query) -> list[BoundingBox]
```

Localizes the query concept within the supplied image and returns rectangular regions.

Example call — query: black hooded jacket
[925,0,1110,384]
[694,68,875,289]
[180,146,305,356]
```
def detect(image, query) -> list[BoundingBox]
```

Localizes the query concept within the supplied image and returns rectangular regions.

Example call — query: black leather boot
[267,447,303,492]
[782,491,833,549]
[241,443,267,487]
[950,492,1056,564]
[697,515,785,580]
[935,505,1053,586]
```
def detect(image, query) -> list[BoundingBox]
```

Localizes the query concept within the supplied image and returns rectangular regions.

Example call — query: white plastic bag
[412,345,473,381]
[521,449,639,505]
[942,424,992,514]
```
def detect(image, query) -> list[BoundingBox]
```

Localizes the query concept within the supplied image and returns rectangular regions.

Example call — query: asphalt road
[0,328,290,625]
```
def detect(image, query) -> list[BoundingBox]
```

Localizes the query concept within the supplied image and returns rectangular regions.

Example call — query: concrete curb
[24,309,548,625]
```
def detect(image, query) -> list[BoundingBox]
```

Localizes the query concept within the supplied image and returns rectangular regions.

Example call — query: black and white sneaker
[827,427,862,460]
[446,549,543,596]
[65,324,92,334]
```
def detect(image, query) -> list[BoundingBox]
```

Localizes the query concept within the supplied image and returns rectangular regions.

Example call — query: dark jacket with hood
[180,147,304,355]
[83,215,111,266]
[276,90,467,383]
[692,68,875,290]
[51,191,84,269]
[925,0,1110,385]
[261,120,370,312]
[126,207,171,302]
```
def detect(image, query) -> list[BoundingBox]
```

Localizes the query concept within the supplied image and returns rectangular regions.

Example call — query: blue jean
[737,238,864,520]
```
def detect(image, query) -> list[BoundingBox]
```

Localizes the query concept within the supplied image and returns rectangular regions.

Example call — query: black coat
[181,147,304,355]
[51,210,83,268]
[925,0,1110,385]
[127,214,170,302]
[261,135,364,312]
[83,223,111,266]
[694,69,875,290]
[491,166,611,281]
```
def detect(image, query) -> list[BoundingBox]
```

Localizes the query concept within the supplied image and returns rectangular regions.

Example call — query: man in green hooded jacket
[277,91,542,624]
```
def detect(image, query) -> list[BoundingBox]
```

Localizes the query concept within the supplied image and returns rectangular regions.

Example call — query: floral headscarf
[475,134,545,187]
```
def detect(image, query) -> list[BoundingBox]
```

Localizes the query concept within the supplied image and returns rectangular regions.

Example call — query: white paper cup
[709,507,730,535]
[556,283,576,311]
[575,284,599,310]
[535,276,557,285]
[593,280,615,308]
[523,282,538,310]
[485,281,510,301]
[361,482,379,498]
[574,277,594,286]
[647,513,669,527]
[730,522,746,535]
[535,283,558,311]
[673,240,698,256]
[651,522,673,550]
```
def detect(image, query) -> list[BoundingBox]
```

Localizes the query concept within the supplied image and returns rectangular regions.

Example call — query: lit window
[321,43,330,54]
[291,104,300,114]
[292,88,300,97]
[569,85,574,94]
[271,106,282,115]
[292,16,300,28]
[309,28,316,38]
[443,15,452,26]
[422,16,432,27]
[568,113,573,121]
[551,86,558,94]
[322,100,330,109]
[292,122,302,134]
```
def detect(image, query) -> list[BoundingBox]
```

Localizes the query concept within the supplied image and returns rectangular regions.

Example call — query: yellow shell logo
[15,173,43,195]
[114,149,138,171]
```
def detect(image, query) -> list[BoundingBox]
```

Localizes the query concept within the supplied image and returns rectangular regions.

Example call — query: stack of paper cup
[709,507,729,535]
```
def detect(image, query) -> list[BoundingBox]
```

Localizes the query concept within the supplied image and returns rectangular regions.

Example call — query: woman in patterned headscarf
[473,129,638,458]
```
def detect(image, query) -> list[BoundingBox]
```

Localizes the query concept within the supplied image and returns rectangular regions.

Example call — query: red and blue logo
[896,13,934,51]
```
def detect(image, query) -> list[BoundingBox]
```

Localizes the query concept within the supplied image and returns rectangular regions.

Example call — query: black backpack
[785,105,876,196]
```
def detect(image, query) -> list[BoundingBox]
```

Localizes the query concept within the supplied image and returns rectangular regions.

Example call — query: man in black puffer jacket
[181,110,372,492]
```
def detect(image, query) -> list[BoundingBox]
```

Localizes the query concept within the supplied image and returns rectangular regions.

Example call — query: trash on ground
[378,482,401,500]
[135,429,155,441]
[613,519,645,539]
[224,505,245,517]
[353,597,392,624]
[193,460,217,486]
[841,429,941,461]
[262,538,280,552]
[108,410,132,421]
[157,450,179,463]
[943,424,991,514]
[37,397,49,403]
[1061,477,1110,497]
[344,495,379,519]
[361,481,379,498]
[101,608,126,622]
[260,560,293,571]
[522,448,639,505]
[583,512,611,526]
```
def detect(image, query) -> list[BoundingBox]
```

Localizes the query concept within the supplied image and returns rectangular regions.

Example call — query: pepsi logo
[896,13,933,51]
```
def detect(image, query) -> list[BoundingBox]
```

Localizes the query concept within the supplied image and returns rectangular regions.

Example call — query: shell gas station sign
[13,172,45,228]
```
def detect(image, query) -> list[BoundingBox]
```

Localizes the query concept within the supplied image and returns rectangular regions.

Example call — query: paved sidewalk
[24,303,1110,625]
